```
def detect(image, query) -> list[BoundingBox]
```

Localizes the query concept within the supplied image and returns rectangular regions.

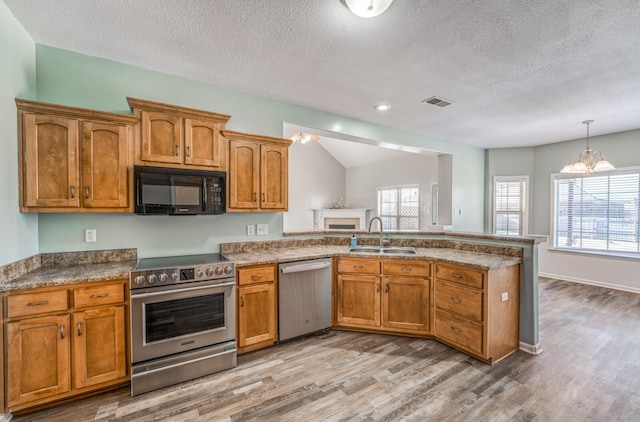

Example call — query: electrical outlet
[85,229,97,243]
[256,224,268,236]
[501,292,509,302]
[246,225,255,236]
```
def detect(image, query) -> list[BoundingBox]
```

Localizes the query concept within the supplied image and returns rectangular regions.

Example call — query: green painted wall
[0,1,37,265]
[34,46,486,257]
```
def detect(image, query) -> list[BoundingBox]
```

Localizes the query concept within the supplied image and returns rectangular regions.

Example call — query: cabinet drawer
[436,264,484,289]
[383,260,431,277]
[238,265,276,286]
[435,309,483,355]
[434,280,483,322]
[338,258,381,275]
[74,283,124,308]
[6,289,69,318]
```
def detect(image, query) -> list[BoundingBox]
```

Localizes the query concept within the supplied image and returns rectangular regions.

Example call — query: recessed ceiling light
[374,104,391,111]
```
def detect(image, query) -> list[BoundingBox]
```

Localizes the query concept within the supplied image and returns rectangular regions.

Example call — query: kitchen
[2,0,640,420]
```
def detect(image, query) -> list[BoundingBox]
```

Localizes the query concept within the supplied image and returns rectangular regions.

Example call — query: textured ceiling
[5,0,640,148]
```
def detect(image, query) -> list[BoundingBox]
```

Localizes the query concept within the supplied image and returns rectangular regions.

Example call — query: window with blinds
[494,176,527,236]
[552,169,640,253]
[377,185,420,231]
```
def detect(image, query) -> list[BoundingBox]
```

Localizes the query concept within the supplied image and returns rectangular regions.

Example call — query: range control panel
[130,262,235,289]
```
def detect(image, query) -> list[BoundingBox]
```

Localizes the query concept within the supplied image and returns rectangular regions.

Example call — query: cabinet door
[184,118,226,169]
[23,113,80,208]
[383,276,430,332]
[82,122,129,209]
[229,140,260,209]
[336,275,381,327]
[260,144,288,210]
[73,306,126,389]
[238,283,276,347]
[140,111,182,164]
[7,315,70,406]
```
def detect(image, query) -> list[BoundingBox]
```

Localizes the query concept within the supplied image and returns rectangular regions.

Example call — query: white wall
[284,140,346,231]
[346,153,439,230]
[0,1,37,265]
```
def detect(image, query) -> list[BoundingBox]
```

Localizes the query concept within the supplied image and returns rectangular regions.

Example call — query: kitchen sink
[347,246,418,255]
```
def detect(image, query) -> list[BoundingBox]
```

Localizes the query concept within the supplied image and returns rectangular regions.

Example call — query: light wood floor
[13,277,640,421]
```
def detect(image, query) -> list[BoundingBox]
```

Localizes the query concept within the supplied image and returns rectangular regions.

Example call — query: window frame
[492,175,528,236]
[376,184,420,231]
[550,166,640,256]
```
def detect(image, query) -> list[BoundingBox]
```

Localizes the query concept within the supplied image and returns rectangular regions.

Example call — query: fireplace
[313,208,371,230]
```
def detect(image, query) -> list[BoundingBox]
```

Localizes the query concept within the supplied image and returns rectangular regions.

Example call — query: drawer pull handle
[354,265,364,270]
[450,326,461,333]
[262,193,266,202]
[253,192,257,201]
[77,322,82,336]
[85,187,90,198]
[240,296,245,307]
[384,284,389,293]
[60,325,65,339]
[27,301,49,307]
[70,186,75,199]
[90,293,109,299]
[251,274,263,280]
[451,273,463,279]
[450,296,462,303]
[376,283,380,292]
[401,267,412,272]
[186,146,191,157]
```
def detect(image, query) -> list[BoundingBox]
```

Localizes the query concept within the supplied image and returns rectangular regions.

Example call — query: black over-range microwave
[134,166,226,215]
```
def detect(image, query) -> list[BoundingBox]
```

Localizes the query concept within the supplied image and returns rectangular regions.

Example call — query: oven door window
[144,293,225,343]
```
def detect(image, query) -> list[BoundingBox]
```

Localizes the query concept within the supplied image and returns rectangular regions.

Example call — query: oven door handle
[130,281,235,299]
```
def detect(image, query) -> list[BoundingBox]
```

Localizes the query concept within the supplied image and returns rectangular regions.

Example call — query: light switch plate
[256,224,268,236]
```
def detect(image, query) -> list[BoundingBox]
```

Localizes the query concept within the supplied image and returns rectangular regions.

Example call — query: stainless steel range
[129,253,236,396]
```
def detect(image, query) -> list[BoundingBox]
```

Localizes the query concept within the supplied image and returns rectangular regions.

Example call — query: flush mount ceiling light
[341,0,394,18]
[560,120,615,174]
[374,104,391,111]
[290,132,319,144]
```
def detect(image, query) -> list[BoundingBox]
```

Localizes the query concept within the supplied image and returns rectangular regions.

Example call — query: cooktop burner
[130,253,235,289]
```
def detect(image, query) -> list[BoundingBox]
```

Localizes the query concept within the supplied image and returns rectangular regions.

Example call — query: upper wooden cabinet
[127,98,230,171]
[16,99,137,213]
[224,130,291,212]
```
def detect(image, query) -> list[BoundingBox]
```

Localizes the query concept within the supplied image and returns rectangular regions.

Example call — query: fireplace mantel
[313,208,371,230]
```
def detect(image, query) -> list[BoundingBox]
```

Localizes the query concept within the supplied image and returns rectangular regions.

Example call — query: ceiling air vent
[422,96,454,108]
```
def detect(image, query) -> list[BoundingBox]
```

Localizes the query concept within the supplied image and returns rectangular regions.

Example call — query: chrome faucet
[368,217,385,248]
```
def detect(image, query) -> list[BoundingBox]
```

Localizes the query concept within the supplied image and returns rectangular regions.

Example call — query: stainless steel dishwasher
[278,258,332,341]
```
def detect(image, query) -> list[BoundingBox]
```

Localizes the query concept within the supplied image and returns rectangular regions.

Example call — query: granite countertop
[1,260,136,292]
[223,245,521,270]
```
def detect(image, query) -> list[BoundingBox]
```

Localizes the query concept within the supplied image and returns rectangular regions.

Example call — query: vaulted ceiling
[5,0,640,148]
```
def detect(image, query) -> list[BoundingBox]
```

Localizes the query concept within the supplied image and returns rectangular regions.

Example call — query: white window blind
[494,176,527,236]
[377,185,420,231]
[552,169,640,253]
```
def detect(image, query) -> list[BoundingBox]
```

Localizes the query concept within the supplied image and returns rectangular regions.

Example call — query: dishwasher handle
[280,260,331,274]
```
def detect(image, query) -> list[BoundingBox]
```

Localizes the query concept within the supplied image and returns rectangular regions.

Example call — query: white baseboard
[539,272,640,294]
[0,413,12,422]
[519,341,543,355]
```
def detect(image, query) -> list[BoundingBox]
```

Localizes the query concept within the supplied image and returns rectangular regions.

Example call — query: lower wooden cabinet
[237,264,277,352]
[335,258,431,334]
[3,280,129,413]
[6,314,71,406]
[73,306,126,389]
[335,257,520,364]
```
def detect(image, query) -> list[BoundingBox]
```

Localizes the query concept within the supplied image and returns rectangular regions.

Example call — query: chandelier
[290,132,318,144]
[341,0,394,18]
[560,120,615,174]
